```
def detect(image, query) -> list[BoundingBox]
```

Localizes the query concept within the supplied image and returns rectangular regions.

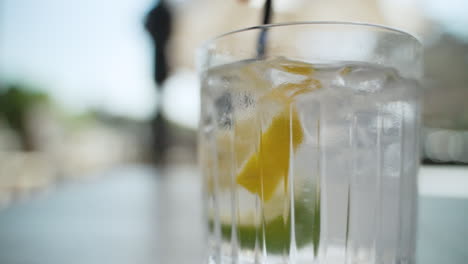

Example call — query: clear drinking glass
[198,22,422,264]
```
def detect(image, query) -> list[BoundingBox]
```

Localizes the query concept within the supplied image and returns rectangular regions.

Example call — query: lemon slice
[235,105,303,201]
[273,57,316,76]
[236,64,321,201]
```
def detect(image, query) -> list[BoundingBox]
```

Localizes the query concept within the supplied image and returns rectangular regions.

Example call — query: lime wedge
[213,197,321,254]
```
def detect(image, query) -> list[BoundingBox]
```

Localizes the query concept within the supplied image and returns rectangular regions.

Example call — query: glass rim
[201,21,421,50]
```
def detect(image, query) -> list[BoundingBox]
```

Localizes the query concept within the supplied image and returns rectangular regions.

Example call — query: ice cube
[266,57,314,87]
[334,65,399,93]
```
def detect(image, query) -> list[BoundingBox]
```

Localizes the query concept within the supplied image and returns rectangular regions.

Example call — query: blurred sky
[423,0,468,41]
[0,0,158,120]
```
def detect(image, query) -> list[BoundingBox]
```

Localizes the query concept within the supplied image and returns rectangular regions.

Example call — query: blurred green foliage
[0,83,50,150]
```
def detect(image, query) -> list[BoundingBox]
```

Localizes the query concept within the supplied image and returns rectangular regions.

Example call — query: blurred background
[0,0,467,263]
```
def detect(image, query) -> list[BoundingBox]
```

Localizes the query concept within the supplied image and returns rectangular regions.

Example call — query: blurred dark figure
[144,0,173,164]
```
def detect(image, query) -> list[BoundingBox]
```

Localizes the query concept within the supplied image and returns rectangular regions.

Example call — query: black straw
[262,0,273,25]
[257,0,272,58]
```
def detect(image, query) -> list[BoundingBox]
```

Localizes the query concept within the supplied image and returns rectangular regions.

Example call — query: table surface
[0,165,466,264]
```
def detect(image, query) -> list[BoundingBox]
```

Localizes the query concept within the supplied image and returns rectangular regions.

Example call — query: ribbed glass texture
[199,22,422,264]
